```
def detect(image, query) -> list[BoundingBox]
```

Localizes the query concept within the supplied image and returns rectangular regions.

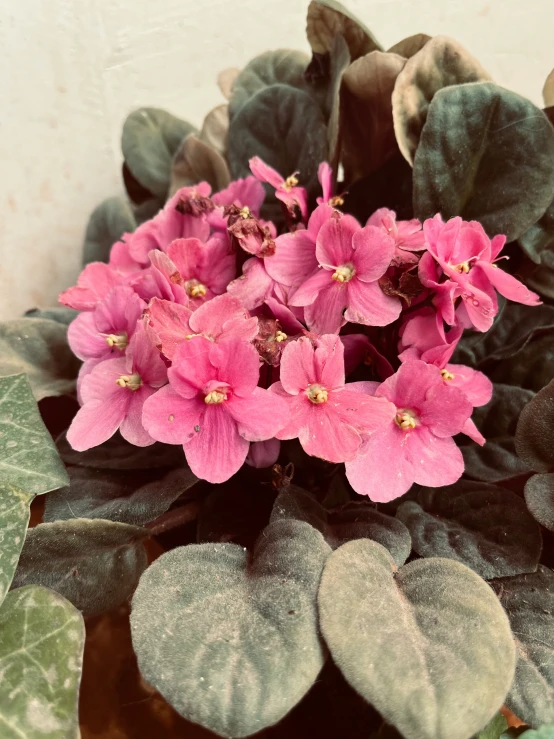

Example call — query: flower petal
[227,387,290,441]
[475,262,541,306]
[351,225,395,282]
[314,335,344,389]
[316,214,360,267]
[120,385,156,446]
[276,336,316,394]
[446,364,493,407]
[142,384,204,445]
[345,279,401,327]
[265,230,318,287]
[408,428,465,487]
[300,404,362,463]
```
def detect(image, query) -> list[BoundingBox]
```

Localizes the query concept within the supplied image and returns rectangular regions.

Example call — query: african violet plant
[2,1,554,737]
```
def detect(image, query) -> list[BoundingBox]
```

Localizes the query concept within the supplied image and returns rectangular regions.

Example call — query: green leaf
[518,259,554,300]
[131,519,331,737]
[486,332,554,393]
[0,319,79,401]
[397,480,542,579]
[461,384,534,483]
[121,108,197,201]
[519,200,554,267]
[169,134,230,196]
[392,36,491,164]
[306,0,382,59]
[516,380,554,473]
[12,518,149,618]
[413,82,554,241]
[524,474,554,532]
[0,585,84,739]
[491,566,554,726]
[512,727,554,739]
[44,464,197,526]
[319,539,516,739]
[0,483,34,607]
[0,374,68,495]
[271,485,412,566]
[82,196,136,265]
[24,307,78,326]
[477,712,509,739]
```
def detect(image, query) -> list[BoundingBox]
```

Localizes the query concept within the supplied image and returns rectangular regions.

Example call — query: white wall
[1,0,552,319]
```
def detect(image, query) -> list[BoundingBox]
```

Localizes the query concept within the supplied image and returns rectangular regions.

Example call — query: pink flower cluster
[60,159,540,500]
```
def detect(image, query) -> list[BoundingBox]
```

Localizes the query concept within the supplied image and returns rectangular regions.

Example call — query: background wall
[1,0,552,319]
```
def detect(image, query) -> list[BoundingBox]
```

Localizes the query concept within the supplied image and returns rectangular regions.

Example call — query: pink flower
[345,360,473,502]
[246,438,281,468]
[227,210,277,257]
[270,335,395,463]
[419,215,540,332]
[67,326,167,451]
[142,336,290,483]
[366,208,426,266]
[67,286,144,363]
[316,162,345,207]
[144,293,258,360]
[289,213,402,334]
[249,156,308,221]
[209,176,266,231]
[59,262,125,311]
[109,240,144,274]
[227,257,277,311]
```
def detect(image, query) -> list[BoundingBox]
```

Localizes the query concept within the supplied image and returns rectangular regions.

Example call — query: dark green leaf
[0,483,34,606]
[12,518,149,617]
[0,585,84,739]
[0,319,79,401]
[461,384,534,482]
[43,464,198,526]
[272,486,412,566]
[518,259,554,300]
[82,196,136,265]
[511,727,554,738]
[524,474,554,532]
[306,0,382,59]
[413,82,554,241]
[487,332,554,393]
[169,134,230,196]
[492,566,554,726]
[131,519,331,737]
[24,307,78,325]
[519,200,554,267]
[0,374,68,495]
[397,480,541,578]
[319,539,516,739]
[477,712,509,739]
[516,380,554,473]
[121,108,197,201]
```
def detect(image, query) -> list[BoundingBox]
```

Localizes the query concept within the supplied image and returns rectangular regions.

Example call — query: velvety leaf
[131,519,331,737]
[477,712,509,739]
[306,0,382,59]
[229,49,311,118]
[43,464,198,526]
[524,474,554,532]
[133,197,162,224]
[200,103,229,156]
[397,480,541,578]
[515,380,554,472]
[56,430,184,470]
[12,518,149,617]
[544,68,554,107]
[387,34,432,59]
[271,485,412,566]
[0,318,79,401]
[82,195,136,265]
[169,134,231,197]
[340,51,406,179]
[0,584,84,739]
[392,36,491,164]
[24,306,78,325]
[492,566,554,726]
[326,33,351,166]
[461,384,534,483]
[0,374,69,495]
[519,200,554,267]
[228,84,328,204]
[319,539,516,739]
[518,259,554,300]
[0,483,34,606]
[218,67,240,100]
[413,82,554,241]
[487,332,554,393]
[122,108,197,200]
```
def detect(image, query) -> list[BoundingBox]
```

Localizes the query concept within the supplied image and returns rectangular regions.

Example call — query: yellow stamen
[284,174,299,190]
[115,373,142,391]
[395,409,417,430]
[307,384,328,404]
[332,264,355,283]
[105,332,128,350]
[205,389,227,404]
[455,261,470,274]
[186,281,207,298]
[239,206,252,219]
[329,195,344,207]
[441,369,455,382]
[275,331,287,343]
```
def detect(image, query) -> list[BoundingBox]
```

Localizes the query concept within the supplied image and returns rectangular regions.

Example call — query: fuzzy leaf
[306,0,382,59]
[392,36,491,164]
[486,332,554,393]
[200,103,229,156]
[0,585,84,739]
[272,486,412,566]
[12,518,149,617]
[524,474,554,532]
[515,380,554,473]
[0,319,79,401]
[122,108,197,201]
[387,34,432,59]
[24,307,78,325]
[397,480,541,579]
[131,519,331,737]
[0,483,34,606]
[169,134,230,196]
[492,566,554,726]
[518,259,554,300]
[0,374,68,495]
[519,200,554,267]
[82,195,136,265]
[43,464,197,526]
[477,712,509,738]
[461,384,534,483]
[413,82,554,241]
[319,539,516,739]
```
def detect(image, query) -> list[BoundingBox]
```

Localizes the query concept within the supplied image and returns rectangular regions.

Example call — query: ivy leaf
[56,431,184,470]
[12,518,149,617]
[492,566,554,726]
[131,519,331,737]
[0,483,34,606]
[392,36,491,164]
[515,380,554,473]
[0,374,68,495]
[82,196,136,265]
[461,384,534,483]
[397,480,542,579]
[121,108,197,201]
[43,465,198,526]
[0,585,85,739]
[0,319,79,401]
[319,539,516,739]
[413,82,554,241]
[271,485,412,566]
[306,0,382,59]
